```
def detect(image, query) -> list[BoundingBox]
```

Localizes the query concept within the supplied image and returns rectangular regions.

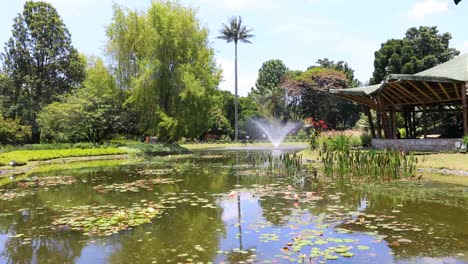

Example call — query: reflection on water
[0,150,466,263]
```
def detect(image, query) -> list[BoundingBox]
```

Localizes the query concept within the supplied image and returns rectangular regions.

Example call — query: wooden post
[365,107,376,138]
[404,110,410,139]
[463,83,468,135]
[390,107,397,139]
[423,105,427,139]
[376,98,382,139]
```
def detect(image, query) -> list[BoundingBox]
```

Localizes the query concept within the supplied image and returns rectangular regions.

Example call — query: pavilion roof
[330,53,468,110]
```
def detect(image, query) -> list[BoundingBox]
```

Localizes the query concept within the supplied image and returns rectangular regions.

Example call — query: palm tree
[218,16,254,141]
[254,86,285,119]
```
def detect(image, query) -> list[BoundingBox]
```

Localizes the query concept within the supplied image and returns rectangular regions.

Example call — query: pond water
[0,149,467,264]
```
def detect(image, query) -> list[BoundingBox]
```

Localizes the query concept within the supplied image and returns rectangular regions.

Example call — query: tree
[314,58,360,87]
[107,1,221,142]
[37,57,129,143]
[218,16,254,141]
[255,59,288,94]
[370,26,459,84]
[1,1,85,143]
[282,67,361,129]
[254,86,286,119]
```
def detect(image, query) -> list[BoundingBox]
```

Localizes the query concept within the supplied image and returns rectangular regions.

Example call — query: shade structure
[329,53,468,138]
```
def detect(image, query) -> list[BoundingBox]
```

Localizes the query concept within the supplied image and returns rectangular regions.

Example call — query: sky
[0,0,467,96]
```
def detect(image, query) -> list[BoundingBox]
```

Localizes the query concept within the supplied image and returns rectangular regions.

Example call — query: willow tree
[107,1,220,141]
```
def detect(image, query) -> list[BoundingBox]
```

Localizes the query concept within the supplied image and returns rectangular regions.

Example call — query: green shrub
[0,118,31,145]
[0,148,126,166]
[463,135,468,144]
[360,133,372,147]
[296,129,308,141]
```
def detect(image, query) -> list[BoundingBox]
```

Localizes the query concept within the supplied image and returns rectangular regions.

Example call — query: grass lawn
[418,153,468,171]
[0,148,126,166]
[422,173,468,186]
[182,142,307,150]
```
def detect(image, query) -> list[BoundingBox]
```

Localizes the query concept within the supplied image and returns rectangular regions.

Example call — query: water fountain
[253,119,299,148]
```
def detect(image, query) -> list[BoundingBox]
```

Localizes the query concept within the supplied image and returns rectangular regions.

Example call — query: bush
[0,118,31,145]
[296,129,308,141]
[360,133,372,147]
[0,148,126,166]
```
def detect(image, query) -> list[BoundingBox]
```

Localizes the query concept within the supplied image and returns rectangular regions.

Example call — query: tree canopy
[107,1,221,142]
[1,1,85,142]
[370,26,459,84]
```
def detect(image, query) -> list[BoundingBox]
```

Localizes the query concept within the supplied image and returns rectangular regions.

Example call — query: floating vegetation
[321,149,418,181]
[0,190,33,200]
[18,176,77,188]
[136,168,174,176]
[94,178,182,193]
[52,202,162,236]
[247,152,303,177]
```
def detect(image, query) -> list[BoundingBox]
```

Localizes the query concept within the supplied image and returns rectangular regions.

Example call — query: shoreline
[0,154,129,178]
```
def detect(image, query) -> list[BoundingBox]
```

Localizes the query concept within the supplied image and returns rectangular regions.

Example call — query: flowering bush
[305,117,327,150]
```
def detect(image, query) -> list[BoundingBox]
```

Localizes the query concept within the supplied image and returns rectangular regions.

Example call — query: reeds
[320,149,418,181]
[247,152,303,177]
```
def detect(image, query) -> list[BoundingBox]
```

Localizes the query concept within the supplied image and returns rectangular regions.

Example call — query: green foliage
[255,59,288,94]
[284,67,361,129]
[321,149,418,181]
[296,129,308,141]
[314,58,360,87]
[117,141,188,155]
[1,1,86,142]
[0,142,101,153]
[0,118,31,145]
[0,148,126,166]
[370,26,459,84]
[107,1,220,142]
[463,135,468,144]
[37,56,131,143]
[360,133,372,147]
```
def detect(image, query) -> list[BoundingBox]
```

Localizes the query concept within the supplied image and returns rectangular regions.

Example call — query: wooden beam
[407,81,433,102]
[463,83,468,135]
[423,105,427,139]
[387,97,461,107]
[454,83,460,98]
[385,88,411,104]
[381,93,397,106]
[422,82,442,101]
[391,83,424,104]
[364,106,376,138]
[376,97,383,139]
[339,95,375,108]
[391,107,397,139]
[437,83,451,100]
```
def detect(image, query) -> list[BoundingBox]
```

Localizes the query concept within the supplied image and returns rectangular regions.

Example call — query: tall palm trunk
[234,41,239,141]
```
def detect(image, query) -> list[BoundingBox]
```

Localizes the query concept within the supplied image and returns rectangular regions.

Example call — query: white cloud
[218,58,257,96]
[408,0,448,20]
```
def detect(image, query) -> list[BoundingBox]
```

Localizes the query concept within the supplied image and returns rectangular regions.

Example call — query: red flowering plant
[304,117,328,150]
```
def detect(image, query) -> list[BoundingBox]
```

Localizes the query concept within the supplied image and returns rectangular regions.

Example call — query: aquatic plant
[320,149,418,181]
[247,152,303,177]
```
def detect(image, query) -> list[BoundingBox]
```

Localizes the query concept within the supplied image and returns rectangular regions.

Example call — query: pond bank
[0,154,129,179]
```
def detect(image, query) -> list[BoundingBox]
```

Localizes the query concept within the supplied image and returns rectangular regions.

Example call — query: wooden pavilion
[330,54,468,151]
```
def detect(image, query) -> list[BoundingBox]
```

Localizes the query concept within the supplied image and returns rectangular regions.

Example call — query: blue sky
[1,0,467,96]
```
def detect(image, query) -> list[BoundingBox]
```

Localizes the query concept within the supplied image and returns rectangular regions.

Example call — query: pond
[0,149,467,263]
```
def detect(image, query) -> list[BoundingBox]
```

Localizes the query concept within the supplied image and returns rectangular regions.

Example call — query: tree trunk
[234,42,239,141]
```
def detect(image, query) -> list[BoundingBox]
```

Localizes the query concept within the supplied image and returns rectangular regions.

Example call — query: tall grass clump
[247,152,303,177]
[320,148,418,181]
